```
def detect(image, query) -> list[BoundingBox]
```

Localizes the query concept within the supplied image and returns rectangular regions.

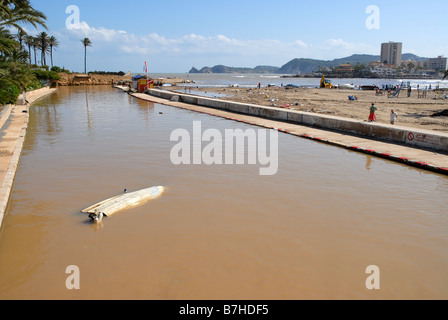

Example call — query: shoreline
[124,87,448,176]
[0,87,57,230]
[280,74,444,80]
[183,85,448,133]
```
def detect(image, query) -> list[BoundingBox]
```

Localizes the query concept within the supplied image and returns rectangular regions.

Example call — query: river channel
[0,86,447,299]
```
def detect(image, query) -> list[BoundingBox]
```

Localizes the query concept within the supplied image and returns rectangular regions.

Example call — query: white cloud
[63,22,310,61]
[58,22,393,72]
[324,38,377,56]
[67,21,128,42]
[294,40,308,48]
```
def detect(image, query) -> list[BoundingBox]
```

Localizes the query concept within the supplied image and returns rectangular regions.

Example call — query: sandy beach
[181,86,448,133]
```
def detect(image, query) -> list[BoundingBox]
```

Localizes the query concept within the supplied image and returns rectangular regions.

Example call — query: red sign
[408,132,415,141]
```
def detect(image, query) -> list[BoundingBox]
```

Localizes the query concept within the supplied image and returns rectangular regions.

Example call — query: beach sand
[183,86,448,133]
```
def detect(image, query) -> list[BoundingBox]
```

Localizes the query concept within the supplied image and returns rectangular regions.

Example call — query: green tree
[32,35,39,64]
[0,26,17,54]
[47,35,58,68]
[0,0,47,31]
[0,48,36,104]
[444,70,447,80]
[24,34,33,63]
[0,0,47,105]
[37,31,49,66]
[81,37,91,74]
[354,63,365,72]
[15,28,26,49]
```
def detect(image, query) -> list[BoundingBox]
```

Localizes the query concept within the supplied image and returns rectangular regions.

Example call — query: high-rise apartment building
[427,56,448,71]
[381,42,403,67]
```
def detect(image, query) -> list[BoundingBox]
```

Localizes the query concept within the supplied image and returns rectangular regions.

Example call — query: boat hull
[82,186,165,217]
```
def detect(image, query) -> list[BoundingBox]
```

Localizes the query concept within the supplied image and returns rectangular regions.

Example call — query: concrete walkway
[131,91,448,176]
[0,87,57,229]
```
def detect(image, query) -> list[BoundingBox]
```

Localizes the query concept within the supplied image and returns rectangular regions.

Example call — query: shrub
[0,81,20,105]
[89,71,125,76]
[51,66,71,74]
[26,79,43,91]
[33,69,61,81]
[51,66,62,73]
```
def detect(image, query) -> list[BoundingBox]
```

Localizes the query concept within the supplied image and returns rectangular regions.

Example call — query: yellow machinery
[320,76,334,89]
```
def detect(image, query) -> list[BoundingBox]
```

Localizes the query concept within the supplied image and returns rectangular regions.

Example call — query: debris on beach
[431,109,448,117]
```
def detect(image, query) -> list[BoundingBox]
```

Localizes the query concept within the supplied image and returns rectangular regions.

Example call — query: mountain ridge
[189,53,428,74]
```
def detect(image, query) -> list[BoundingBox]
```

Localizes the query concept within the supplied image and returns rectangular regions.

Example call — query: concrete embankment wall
[148,89,448,153]
[0,87,57,230]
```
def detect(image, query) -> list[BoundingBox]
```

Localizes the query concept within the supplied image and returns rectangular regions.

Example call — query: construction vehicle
[320,76,334,89]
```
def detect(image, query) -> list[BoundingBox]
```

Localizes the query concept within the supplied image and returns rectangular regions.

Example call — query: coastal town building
[72,74,92,85]
[132,75,154,92]
[414,69,439,77]
[337,64,355,73]
[401,60,426,71]
[427,56,448,72]
[368,61,397,77]
[381,42,403,67]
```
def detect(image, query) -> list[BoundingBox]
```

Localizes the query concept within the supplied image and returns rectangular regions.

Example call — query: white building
[381,42,403,67]
[369,62,397,77]
[427,56,448,71]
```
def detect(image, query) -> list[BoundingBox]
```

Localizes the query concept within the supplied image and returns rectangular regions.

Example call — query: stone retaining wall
[149,89,448,152]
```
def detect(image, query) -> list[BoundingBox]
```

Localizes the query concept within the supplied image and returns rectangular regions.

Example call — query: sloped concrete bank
[148,88,448,153]
[0,87,57,230]
[131,89,448,176]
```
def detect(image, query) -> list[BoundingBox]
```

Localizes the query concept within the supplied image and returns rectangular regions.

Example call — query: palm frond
[81,38,92,47]
[0,0,47,31]
[0,26,18,54]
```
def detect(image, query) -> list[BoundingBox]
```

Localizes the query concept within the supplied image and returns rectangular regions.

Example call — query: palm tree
[0,0,48,104]
[32,35,39,65]
[47,35,58,68]
[15,28,26,50]
[0,1,10,20]
[81,37,91,74]
[0,26,17,54]
[0,0,47,31]
[444,70,448,80]
[37,31,49,66]
[24,34,32,63]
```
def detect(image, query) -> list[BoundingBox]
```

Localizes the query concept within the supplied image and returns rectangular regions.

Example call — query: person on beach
[390,110,398,125]
[21,84,29,105]
[368,103,377,122]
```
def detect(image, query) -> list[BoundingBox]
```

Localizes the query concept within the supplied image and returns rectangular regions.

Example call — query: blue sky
[26,0,448,73]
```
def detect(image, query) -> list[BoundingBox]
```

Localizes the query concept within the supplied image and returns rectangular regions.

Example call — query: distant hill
[278,54,428,74]
[402,53,428,62]
[277,58,331,74]
[277,55,382,74]
[190,53,429,75]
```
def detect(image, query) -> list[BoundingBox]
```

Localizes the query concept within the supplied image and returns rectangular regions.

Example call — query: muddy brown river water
[0,86,447,300]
